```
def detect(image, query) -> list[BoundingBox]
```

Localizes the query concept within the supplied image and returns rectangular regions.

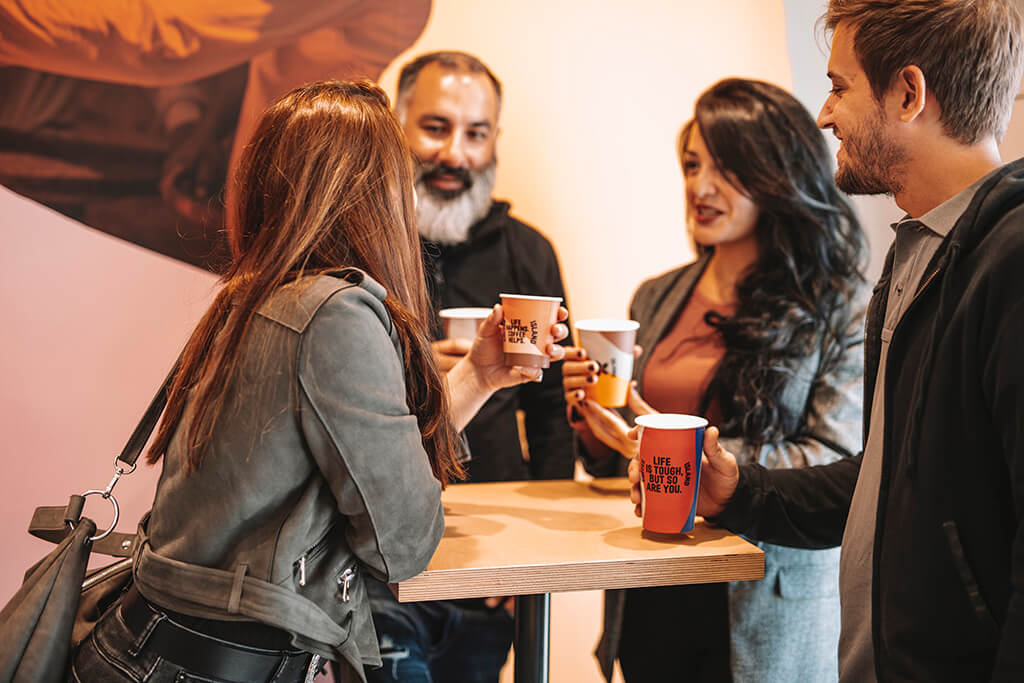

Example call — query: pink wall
[0,186,217,595]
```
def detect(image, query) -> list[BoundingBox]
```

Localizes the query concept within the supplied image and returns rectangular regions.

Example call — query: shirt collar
[890,171,991,237]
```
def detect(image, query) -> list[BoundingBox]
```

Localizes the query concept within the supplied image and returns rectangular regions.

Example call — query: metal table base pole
[514,593,551,683]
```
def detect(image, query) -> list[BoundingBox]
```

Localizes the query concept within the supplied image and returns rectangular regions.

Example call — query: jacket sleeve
[718,292,867,469]
[519,237,576,480]
[712,455,861,549]
[985,296,1024,678]
[296,287,443,583]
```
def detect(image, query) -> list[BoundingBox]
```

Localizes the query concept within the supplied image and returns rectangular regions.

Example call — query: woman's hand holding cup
[563,344,653,458]
[461,304,568,392]
[445,304,567,432]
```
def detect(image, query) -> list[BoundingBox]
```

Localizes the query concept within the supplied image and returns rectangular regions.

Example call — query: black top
[422,200,574,482]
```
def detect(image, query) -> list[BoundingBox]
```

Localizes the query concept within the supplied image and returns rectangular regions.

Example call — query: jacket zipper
[294,522,337,588]
[338,566,356,602]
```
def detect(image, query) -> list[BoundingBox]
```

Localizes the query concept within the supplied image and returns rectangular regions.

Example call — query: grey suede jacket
[133,269,444,682]
[585,252,866,682]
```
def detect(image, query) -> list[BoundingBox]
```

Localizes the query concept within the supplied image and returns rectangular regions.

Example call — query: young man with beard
[359,52,574,682]
[629,1,1024,681]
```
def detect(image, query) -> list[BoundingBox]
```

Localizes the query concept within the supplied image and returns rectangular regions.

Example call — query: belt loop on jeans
[125,601,165,657]
[228,563,248,614]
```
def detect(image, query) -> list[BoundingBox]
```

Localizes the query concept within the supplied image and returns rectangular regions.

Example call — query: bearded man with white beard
[357,52,575,683]
[397,50,574,486]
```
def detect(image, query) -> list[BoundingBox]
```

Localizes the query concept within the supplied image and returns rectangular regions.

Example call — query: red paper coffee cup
[499,294,562,368]
[635,414,708,534]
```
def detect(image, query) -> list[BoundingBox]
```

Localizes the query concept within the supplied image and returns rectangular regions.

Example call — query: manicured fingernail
[586,375,597,384]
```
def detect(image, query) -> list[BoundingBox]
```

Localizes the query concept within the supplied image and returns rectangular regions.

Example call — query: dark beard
[833,112,906,196]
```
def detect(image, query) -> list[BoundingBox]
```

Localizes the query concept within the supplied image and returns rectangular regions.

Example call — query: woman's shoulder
[258,268,391,336]
[631,258,706,310]
[829,278,871,340]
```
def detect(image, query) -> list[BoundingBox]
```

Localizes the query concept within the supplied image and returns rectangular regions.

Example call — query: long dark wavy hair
[147,80,463,485]
[681,78,865,447]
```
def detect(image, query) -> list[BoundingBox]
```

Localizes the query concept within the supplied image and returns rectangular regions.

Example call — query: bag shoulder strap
[27,358,179,550]
[118,358,179,468]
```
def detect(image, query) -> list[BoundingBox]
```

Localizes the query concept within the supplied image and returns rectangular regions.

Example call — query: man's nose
[438,132,468,168]
[817,99,834,130]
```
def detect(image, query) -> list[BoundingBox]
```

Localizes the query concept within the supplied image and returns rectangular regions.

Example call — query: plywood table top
[395,478,764,603]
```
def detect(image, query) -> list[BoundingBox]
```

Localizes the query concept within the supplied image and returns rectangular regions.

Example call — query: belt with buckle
[120,585,312,682]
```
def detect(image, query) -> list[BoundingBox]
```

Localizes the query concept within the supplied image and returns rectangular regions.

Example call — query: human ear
[895,65,927,123]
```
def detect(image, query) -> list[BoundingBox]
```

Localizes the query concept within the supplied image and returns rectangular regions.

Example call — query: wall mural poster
[0,0,431,269]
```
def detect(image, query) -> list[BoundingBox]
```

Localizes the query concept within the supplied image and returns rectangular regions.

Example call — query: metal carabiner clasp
[104,454,137,497]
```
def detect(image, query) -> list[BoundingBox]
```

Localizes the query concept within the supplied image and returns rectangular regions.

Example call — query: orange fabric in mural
[0,0,430,266]
[0,0,430,157]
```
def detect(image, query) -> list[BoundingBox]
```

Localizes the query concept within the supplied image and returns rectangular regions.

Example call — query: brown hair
[824,0,1024,144]
[148,80,463,485]
[396,51,503,116]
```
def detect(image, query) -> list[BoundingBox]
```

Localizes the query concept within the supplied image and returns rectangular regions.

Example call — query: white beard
[415,161,496,245]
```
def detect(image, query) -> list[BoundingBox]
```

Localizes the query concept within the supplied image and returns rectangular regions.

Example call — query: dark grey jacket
[134,269,444,682]
[586,253,865,682]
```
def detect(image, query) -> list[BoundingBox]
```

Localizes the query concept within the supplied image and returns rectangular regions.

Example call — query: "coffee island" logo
[507,318,540,345]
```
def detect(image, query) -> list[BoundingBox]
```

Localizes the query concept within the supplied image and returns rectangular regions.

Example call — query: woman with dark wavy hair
[564,78,866,682]
[70,80,566,683]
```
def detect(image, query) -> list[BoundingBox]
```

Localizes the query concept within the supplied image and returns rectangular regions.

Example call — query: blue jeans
[361,578,512,682]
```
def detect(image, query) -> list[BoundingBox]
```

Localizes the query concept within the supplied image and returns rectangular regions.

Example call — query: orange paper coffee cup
[636,414,708,534]
[499,294,562,368]
[575,319,639,408]
[439,307,492,340]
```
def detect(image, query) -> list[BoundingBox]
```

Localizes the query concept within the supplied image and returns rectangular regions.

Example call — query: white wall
[1001,93,1024,161]
[377,2,795,680]
[380,0,794,323]
[783,0,1024,283]
[782,0,902,283]
[1,2,796,681]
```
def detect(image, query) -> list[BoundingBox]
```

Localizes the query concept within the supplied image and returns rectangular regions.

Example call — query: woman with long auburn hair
[564,78,867,682]
[70,80,566,683]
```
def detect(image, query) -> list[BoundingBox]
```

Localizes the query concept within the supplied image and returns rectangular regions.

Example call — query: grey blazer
[136,269,444,683]
[588,253,866,682]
